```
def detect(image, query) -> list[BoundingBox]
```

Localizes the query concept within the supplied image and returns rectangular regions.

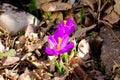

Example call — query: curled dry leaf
[77,39,91,60]
[41,2,72,12]
[103,10,120,24]
[18,68,31,80]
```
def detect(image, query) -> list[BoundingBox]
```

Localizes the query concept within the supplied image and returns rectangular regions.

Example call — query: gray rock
[0,3,40,34]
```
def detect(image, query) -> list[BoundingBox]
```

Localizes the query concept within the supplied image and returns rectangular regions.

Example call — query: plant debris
[0,0,120,79]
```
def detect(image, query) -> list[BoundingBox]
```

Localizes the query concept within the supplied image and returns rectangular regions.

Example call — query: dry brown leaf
[71,24,96,40]
[74,13,80,24]
[103,10,120,24]
[41,2,72,12]
[114,0,120,16]
[36,0,55,5]
[25,33,43,51]
[71,57,83,66]
[5,69,19,79]
[84,16,93,26]
[3,56,20,66]
[48,56,55,72]
[16,35,26,49]
[84,0,97,11]
[50,12,63,23]
[0,75,4,80]
[114,75,120,80]
[26,43,42,52]
[104,6,113,14]
[25,24,36,38]
[69,0,75,5]
[18,68,31,80]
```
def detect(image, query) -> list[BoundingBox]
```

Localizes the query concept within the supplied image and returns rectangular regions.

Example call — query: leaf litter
[0,0,120,80]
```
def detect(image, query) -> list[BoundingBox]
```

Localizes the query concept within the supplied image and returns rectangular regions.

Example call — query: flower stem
[58,54,61,61]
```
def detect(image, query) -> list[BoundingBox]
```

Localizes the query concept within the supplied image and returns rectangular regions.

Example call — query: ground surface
[0,0,120,80]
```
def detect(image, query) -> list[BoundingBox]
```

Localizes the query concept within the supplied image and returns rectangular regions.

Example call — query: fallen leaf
[36,0,55,8]
[114,75,120,80]
[50,12,63,23]
[18,68,31,80]
[69,0,75,5]
[3,56,20,66]
[5,69,19,80]
[114,0,120,16]
[103,10,120,24]
[84,0,97,11]
[84,16,94,26]
[25,24,36,38]
[41,2,72,12]
[104,6,113,14]
[71,24,96,40]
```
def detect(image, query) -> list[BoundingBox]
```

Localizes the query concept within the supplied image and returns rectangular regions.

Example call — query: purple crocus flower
[45,28,74,56]
[57,18,75,35]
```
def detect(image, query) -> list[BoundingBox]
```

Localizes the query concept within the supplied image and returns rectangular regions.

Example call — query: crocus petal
[45,47,62,55]
[66,18,75,27]
[54,28,64,41]
[60,34,69,49]
[66,18,75,35]
[58,21,64,28]
[48,36,57,48]
[45,47,57,56]
[45,47,56,55]
[64,25,75,35]
[57,18,75,35]
[60,42,74,53]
